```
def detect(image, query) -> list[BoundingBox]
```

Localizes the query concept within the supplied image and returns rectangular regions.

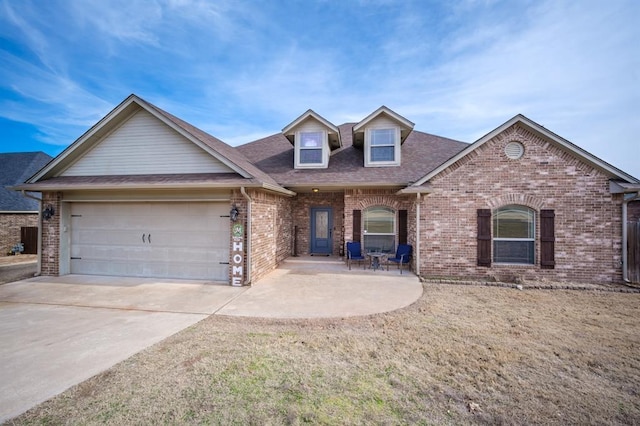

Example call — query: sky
[1,0,639,179]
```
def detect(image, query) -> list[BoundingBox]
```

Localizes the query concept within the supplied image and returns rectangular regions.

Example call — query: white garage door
[70,202,230,281]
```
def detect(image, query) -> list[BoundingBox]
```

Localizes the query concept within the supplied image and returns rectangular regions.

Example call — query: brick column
[40,192,62,276]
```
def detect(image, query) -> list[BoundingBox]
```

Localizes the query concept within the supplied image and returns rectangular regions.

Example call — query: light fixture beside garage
[230,205,239,222]
[42,204,55,220]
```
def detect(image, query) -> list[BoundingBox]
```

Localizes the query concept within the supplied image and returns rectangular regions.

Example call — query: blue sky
[1,0,639,179]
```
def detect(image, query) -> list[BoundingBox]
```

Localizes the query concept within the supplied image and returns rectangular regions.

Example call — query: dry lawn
[9,284,640,425]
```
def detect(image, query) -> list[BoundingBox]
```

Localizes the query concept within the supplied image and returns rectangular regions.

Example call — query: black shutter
[540,209,555,269]
[353,210,361,243]
[398,209,408,245]
[477,209,491,267]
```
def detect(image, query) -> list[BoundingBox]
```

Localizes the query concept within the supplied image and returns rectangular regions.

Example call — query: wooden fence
[20,226,38,255]
[629,221,640,284]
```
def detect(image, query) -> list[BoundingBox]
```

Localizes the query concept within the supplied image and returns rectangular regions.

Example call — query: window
[299,132,323,164]
[363,206,395,253]
[493,205,535,264]
[365,128,400,166]
[295,131,328,168]
[371,129,395,161]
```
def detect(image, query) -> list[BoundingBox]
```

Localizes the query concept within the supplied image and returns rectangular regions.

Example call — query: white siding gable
[61,110,234,176]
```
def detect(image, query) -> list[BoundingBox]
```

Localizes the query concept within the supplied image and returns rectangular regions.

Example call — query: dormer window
[296,131,327,168]
[282,109,342,170]
[368,128,400,164]
[353,106,414,168]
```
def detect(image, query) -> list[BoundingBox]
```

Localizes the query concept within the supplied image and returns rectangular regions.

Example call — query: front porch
[219,255,422,318]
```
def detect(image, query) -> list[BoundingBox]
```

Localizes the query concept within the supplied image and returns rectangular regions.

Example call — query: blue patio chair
[387,244,412,274]
[346,242,366,270]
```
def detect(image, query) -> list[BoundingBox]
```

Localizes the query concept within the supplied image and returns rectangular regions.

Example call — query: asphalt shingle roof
[0,152,52,210]
[145,100,281,187]
[237,124,468,188]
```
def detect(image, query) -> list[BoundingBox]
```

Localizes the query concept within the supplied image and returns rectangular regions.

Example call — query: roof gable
[29,95,282,187]
[408,114,639,190]
[352,106,415,148]
[59,109,235,176]
[282,109,341,149]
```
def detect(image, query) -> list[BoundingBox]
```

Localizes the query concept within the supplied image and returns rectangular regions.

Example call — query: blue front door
[310,207,332,255]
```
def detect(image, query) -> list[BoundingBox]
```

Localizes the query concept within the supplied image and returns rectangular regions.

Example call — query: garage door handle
[148,234,151,243]
[142,234,146,243]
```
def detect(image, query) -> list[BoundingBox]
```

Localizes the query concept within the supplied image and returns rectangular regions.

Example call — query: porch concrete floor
[218,256,423,319]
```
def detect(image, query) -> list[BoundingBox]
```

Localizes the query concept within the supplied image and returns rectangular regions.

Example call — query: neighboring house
[0,152,52,256]
[13,95,640,284]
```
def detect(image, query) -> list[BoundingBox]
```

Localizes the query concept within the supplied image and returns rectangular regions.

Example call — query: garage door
[70,202,230,281]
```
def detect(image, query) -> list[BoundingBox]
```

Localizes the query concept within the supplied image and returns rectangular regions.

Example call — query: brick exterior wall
[0,213,38,256]
[40,192,62,276]
[293,192,345,256]
[236,189,294,285]
[420,124,623,284]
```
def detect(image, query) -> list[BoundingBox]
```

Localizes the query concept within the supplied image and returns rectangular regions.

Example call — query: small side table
[367,252,386,271]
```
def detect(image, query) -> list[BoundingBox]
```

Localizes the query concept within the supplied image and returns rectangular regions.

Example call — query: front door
[310,207,332,255]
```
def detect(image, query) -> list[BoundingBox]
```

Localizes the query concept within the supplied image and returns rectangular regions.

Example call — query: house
[13,95,640,284]
[0,152,52,256]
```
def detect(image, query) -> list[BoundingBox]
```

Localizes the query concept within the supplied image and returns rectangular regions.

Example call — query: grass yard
[9,284,640,425]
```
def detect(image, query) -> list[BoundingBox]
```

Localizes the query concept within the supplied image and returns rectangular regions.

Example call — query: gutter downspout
[416,193,421,278]
[240,187,252,285]
[21,190,42,276]
[622,192,640,283]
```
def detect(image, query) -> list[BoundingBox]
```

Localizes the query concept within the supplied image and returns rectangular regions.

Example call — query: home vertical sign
[231,223,244,286]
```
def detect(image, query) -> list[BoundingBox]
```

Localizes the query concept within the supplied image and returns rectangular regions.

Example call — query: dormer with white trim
[282,110,341,169]
[352,106,415,167]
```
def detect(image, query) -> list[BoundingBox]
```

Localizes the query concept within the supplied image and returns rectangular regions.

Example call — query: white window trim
[294,130,329,169]
[363,207,396,253]
[492,206,536,265]
[364,127,401,167]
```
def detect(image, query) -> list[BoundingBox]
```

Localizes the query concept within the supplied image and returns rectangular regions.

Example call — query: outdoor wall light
[230,205,239,222]
[43,205,55,221]
[312,188,319,193]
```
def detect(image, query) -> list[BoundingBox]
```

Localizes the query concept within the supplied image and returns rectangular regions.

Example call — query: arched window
[363,206,395,253]
[493,205,535,264]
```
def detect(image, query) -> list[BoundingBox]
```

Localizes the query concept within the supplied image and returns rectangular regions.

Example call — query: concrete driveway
[0,275,246,423]
[0,258,422,422]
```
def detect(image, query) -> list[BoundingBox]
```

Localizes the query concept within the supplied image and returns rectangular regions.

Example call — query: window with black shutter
[477,209,491,267]
[540,209,555,269]
[353,210,361,243]
[398,209,408,245]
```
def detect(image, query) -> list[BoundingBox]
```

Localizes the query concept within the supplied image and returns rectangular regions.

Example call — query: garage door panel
[70,202,230,281]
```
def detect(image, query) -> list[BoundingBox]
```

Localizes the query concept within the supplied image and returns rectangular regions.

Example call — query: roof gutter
[20,190,42,276]
[397,186,433,195]
[261,183,296,196]
[622,192,640,283]
[240,187,252,286]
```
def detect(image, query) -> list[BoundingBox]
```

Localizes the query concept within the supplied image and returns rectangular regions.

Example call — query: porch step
[284,256,344,265]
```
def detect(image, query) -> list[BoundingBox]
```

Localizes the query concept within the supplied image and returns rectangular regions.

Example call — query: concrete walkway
[0,256,421,422]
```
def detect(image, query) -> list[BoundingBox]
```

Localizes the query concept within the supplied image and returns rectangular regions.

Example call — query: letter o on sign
[233,254,243,264]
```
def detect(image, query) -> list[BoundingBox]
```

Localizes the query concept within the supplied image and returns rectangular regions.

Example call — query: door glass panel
[315,211,328,238]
